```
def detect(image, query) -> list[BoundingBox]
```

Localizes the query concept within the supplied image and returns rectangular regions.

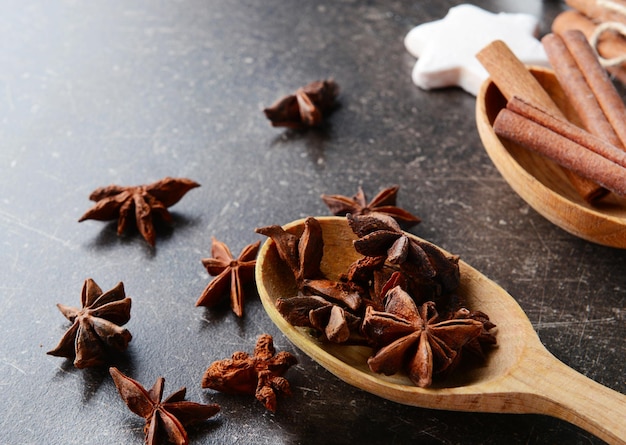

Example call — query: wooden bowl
[476,66,626,248]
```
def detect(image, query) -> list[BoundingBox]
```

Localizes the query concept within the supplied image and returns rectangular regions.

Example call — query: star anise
[321,186,421,228]
[275,295,361,343]
[255,216,324,285]
[263,79,339,129]
[195,237,261,317]
[78,176,200,246]
[201,334,297,412]
[449,308,498,359]
[109,367,220,445]
[274,278,364,344]
[341,256,402,310]
[47,278,132,368]
[348,213,460,298]
[361,285,484,388]
[257,217,364,342]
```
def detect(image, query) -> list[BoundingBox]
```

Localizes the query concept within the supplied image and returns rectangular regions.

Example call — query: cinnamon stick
[542,32,622,147]
[507,97,626,168]
[561,29,626,149]
[493,97,626,196]
[476,40,606,202]
[476,40,565,118]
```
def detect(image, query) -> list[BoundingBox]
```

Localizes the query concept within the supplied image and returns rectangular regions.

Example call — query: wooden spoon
[256,216,626,444]
[475,45,626,248]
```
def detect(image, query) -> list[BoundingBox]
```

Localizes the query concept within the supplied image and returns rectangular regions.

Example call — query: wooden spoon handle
[512,346,626,444]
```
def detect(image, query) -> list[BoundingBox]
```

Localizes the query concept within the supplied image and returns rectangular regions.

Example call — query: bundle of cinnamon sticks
[553,0,626,83]
[489,30,626,202]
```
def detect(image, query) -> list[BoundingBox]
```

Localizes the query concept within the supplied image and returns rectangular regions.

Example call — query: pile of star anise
[256,212,496,388]
[52,180,496,443]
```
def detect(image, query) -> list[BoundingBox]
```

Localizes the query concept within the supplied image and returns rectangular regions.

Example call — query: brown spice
[493,97,626,196]
[262,214,496,387]
[552,10,626,84]
[109,367,220,445]
[449,308,498,359]
[542,32,622,147]
[361,287,485,388]
[542,30,626,155]
[263,79,339,129]
[560,29,626,148]
[348,213,460,297]
[201,334,297,412]
[257,217,364,343]
[78,176,200,246]
[255,217,324,285]
[477,39,607,203]
[273,281,364,344]
[47,278,132,368]
[195,237,260,317]
[276,295,361,343]
[507,97,626,169]
[301,278,362,312]
[321,185,421,228]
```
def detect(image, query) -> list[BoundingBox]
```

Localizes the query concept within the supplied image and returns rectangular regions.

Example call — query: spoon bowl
[476,66,626,248]
[256,216,626,444]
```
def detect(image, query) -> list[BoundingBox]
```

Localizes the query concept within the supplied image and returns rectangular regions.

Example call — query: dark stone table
[1,1,624,444]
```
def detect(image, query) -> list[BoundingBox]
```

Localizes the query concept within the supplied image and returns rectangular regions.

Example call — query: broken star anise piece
[263,79,339,129]
[195,237,261,317]
[321,185,421,228]
[79,176,200,246]
[361,286,483,388]
[109,367,220,445]
[201,334,297,412]
[47,278,132,369]
[450,308,497,360]
[276,295,361,343]
[274,277,365,344]
[255,216,324,285]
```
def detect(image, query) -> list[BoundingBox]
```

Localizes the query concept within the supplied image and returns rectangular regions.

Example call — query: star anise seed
[321,186,421,228]
[201,334,297,412]
[47,278,132,368]
[195,237,260,317]
[362,286,483,388]
[109,367,220,445]
[263,79,339,129]
[79,177,200,246]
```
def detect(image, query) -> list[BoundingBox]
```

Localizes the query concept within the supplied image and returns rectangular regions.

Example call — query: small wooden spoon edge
[476,66,626,248]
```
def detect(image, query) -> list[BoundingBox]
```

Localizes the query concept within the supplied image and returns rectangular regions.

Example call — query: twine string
[597,0,626,16]
[590,0,626,66]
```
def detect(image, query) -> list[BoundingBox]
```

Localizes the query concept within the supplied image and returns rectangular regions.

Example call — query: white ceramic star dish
[405,4,548,95]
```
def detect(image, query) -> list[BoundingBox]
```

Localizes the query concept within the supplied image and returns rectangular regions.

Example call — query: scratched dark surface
[1,0,624,444]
